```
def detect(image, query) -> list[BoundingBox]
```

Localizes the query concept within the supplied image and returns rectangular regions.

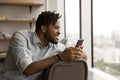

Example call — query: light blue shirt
[4,30,65,80]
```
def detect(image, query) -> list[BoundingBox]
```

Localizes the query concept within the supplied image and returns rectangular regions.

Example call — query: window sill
[88,68,118,80]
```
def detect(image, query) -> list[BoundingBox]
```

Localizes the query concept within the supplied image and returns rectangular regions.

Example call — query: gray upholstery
[44,60,88,80]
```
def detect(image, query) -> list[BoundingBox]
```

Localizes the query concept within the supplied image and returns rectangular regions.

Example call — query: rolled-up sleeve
[9,32,33,72]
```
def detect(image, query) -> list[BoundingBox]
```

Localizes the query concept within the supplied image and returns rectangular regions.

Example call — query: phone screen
[75,39,84,47]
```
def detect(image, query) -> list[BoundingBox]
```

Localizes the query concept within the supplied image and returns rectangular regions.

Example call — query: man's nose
[57,30,60,35]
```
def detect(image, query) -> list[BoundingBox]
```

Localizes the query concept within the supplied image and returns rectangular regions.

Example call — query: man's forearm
[23,55,58,76]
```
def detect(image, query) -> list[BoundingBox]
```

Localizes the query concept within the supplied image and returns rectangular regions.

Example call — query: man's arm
[23,55,58,76]
[11,32,87,76]
[23,46,87,76]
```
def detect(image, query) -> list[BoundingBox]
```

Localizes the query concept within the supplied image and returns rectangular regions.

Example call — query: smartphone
[75,39,84,47]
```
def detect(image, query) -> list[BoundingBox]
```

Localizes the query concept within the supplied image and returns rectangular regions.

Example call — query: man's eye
[54,26,59,29]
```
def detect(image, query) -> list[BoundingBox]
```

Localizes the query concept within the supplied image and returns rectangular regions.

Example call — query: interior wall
[0,0,46,33]
[0,0,46,52]
[81,0,92,67]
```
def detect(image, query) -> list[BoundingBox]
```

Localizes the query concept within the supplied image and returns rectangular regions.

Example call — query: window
[93,0,120,79]
[65,0,80,47]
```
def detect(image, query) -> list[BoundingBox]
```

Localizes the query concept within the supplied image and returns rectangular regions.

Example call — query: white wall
[0,0,46,33]
[81,0,92,67]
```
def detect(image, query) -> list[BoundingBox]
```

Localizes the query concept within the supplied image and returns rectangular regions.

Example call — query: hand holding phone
[75,39,84,47]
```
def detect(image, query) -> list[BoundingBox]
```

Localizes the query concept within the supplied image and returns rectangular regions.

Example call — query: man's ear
[41,25,46,33]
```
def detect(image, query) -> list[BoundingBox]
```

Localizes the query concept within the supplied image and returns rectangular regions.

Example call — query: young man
[4,11,87,80]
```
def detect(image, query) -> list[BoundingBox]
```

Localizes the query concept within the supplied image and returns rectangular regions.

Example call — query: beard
[44,31,58,44]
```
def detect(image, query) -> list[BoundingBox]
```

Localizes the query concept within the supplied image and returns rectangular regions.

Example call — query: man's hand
[59,46,87,61]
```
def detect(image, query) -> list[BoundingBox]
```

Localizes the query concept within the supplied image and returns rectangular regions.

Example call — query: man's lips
[56,36,59,40]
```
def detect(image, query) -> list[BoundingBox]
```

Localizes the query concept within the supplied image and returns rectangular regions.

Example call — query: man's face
[44,20,60,44]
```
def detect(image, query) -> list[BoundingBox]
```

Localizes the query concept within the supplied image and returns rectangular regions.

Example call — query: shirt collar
[32,32,41,44]
[32,32,53,47]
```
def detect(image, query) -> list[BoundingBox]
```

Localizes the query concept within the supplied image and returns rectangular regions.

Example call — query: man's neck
[37,32,49,47]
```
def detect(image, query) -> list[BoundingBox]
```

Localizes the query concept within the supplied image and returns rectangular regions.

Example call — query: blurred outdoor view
[93,0,120,79]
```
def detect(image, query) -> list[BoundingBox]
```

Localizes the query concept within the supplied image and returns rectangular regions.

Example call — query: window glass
[65,0,80,47]
[93,0,120,79]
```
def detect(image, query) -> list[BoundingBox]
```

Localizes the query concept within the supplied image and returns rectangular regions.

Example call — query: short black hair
[35,11,61,33]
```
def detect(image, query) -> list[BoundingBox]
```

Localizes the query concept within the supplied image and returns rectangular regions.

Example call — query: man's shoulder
[58,42,65,47]
[53,43,65,51]
[13,30,33,37]
[15,30,32,34]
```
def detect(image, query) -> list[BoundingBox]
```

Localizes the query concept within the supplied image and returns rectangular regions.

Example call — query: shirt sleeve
[9,32,33,72]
